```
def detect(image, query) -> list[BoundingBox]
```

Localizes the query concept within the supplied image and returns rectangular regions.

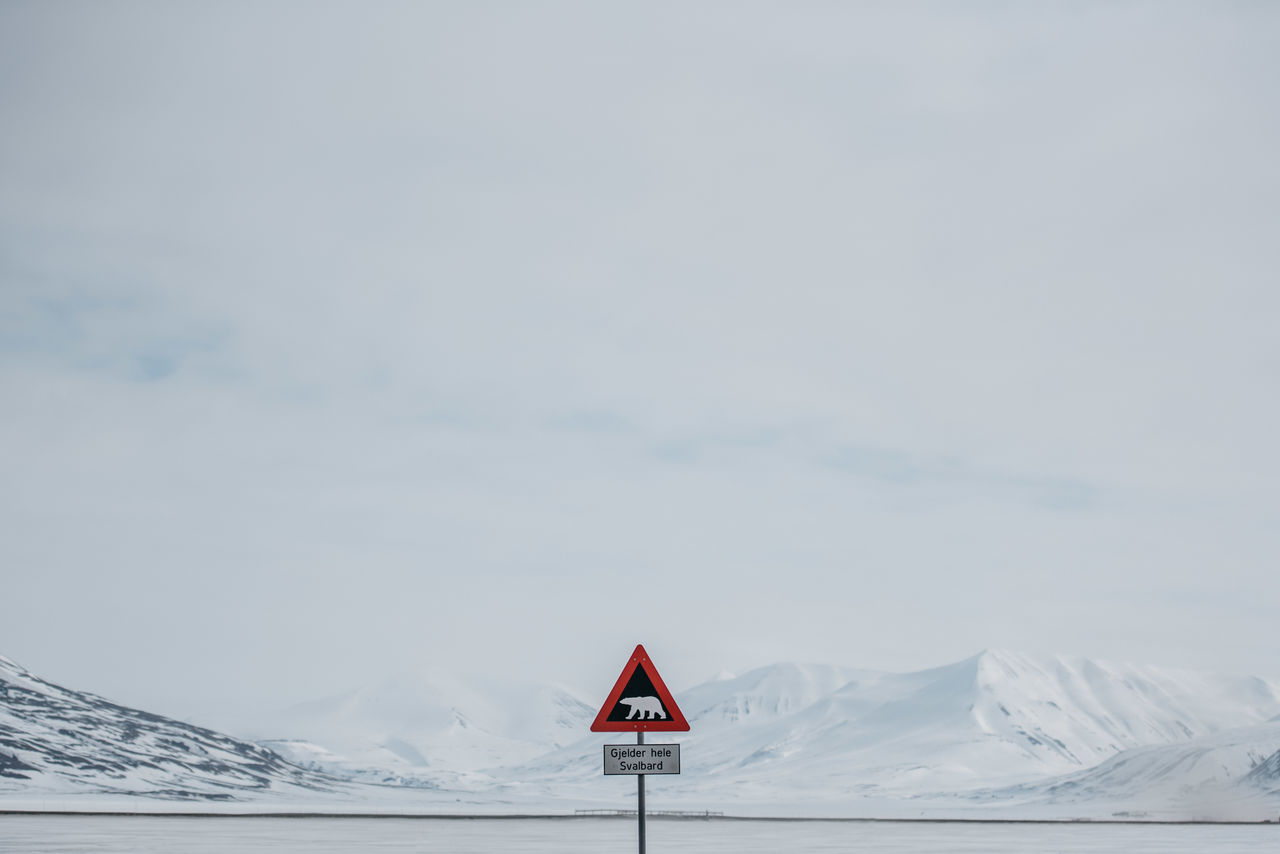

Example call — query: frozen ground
[0,815,1276,854]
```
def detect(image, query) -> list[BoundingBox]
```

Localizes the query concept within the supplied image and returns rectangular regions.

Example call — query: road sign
[590,644,690,732]
[604,743,681,775]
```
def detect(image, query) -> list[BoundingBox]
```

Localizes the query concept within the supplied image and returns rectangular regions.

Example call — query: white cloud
[1,1,1278,718]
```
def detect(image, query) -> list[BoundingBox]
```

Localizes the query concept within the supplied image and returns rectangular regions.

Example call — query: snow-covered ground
[1,815,1277,854]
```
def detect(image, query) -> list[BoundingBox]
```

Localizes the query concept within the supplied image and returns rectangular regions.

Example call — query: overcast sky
[2,1,1278,725]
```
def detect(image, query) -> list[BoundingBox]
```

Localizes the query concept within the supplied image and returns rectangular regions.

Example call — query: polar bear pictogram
[620,696,667,720]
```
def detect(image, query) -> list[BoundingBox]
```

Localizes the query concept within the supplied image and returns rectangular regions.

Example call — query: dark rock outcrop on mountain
[1245,749,1280,794]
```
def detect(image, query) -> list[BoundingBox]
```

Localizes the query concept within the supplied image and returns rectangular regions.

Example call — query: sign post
[591,644,690,854]
[637,732,645,854]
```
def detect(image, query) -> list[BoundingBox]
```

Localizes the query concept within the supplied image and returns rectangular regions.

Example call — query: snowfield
[0,815,1277,854]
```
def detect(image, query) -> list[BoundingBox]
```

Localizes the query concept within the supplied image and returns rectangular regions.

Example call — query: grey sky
[2,2,1278,724]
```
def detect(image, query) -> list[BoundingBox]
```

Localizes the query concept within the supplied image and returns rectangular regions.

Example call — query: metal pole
[637,730,646,854]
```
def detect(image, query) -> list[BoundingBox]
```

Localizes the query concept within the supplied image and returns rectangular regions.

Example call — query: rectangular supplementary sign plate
[603,743,681,775]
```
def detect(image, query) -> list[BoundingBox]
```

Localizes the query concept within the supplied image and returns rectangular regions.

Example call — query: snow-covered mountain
[4,648,1279,817]
[0,655,337,801]
[507,650,1280,802]
[237,668,594,789]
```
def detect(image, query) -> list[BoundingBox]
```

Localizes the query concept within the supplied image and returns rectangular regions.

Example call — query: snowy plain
[1,815,1277,854]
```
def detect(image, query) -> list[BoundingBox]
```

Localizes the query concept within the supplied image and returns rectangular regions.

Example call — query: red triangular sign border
[590,644,690,732]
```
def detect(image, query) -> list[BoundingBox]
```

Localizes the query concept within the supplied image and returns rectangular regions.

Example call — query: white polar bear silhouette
[620,696,667,720]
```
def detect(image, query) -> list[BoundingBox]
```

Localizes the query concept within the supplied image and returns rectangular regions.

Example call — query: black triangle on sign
[604,662,670,723]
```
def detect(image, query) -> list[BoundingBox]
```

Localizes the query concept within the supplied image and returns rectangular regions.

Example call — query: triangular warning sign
[590,644,690,732]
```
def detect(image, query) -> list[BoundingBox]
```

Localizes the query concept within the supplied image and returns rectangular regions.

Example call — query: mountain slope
[0,655,338,800]
[980,719,1280,818]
